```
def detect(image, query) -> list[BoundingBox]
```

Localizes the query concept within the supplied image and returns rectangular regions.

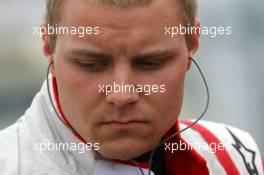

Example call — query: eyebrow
[66,49,113,60]
[133,49,179,60]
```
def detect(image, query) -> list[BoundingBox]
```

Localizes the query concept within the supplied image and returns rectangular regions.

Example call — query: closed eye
[133,58,170,70]
[78,60,109,71]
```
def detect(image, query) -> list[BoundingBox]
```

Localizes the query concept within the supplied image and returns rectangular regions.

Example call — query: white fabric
[95,160,151,175]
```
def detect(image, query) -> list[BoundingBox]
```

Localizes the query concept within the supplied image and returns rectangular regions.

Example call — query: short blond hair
[45,0,198,51]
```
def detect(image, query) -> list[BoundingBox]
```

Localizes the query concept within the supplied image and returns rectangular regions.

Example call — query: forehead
[59,0,183,24]
[57,0,186,55]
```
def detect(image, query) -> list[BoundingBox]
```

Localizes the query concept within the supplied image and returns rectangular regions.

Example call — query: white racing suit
[0,77,263,175]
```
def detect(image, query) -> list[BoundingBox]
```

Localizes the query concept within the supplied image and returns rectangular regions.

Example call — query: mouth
[99,120,148,130]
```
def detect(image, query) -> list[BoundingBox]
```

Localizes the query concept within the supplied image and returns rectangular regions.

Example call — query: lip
[100,120,147,130]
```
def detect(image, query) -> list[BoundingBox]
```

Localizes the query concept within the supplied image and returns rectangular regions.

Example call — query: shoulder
[0,116,46,174]
[180,120,264,175]
[0,116,67,175]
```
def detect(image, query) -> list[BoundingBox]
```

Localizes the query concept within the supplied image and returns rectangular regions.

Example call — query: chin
[97,138,156,160]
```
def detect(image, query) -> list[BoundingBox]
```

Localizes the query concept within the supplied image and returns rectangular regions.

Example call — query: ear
[41,23,52,60]
[41,23,56,76]
[187,19,200,71]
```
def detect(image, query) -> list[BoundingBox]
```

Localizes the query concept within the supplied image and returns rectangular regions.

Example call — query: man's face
[48,0,198,160]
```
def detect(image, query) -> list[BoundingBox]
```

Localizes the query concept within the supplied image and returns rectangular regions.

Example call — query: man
[0,0,263,174]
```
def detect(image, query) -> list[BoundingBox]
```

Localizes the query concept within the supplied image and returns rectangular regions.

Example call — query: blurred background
[0,0,263,153]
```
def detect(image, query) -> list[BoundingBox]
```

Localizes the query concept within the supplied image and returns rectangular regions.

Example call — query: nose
[105,63,140,108]
[106,86,139,109]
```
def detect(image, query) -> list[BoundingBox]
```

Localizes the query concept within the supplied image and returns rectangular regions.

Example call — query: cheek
[56,61,84,99]
[153,68,186,128]
[54,59,100,118]
[166,73,185,104]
